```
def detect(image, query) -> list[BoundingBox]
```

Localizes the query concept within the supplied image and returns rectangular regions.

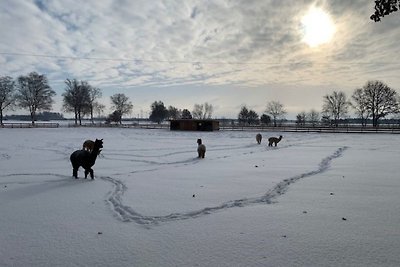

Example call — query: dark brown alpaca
[268,135,282,147]
[70,139,103,179]
[197,139,206,158]
[256,133,262,144]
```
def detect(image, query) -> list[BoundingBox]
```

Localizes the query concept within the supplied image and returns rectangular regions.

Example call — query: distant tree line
[297,80,399,127]
[0,73,134,126]
[233,80,399,128]
[4,112,64,121]
[0,72,220,126]
[0,73,56,125]
[147,101,214,124]
[1,73,399,128]
[237,101,288,127]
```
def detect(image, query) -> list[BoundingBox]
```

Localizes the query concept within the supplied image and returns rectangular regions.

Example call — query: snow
[0,127,399,266]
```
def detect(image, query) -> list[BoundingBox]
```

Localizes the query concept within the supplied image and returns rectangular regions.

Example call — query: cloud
[1,0,400,118]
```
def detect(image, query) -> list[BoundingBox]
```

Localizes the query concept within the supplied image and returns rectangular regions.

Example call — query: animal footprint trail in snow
[0,153,11,160]
[101,146,348,226]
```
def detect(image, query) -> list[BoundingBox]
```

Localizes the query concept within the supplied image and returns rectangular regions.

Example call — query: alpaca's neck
[90,147,100,161]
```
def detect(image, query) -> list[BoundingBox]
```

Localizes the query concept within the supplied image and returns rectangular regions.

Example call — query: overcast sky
[1,0,400,119]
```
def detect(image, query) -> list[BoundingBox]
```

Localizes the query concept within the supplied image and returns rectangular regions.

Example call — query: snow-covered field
[0,128,399,267]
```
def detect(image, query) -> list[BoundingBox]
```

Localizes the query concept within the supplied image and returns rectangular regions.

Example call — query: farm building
[170,119,220,131]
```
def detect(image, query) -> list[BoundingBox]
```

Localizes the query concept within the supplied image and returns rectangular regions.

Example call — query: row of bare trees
[1,73,399,127]
[238,101,287,127]
[320,81,399,127]
[298,80,399,127]
[63,79,134,125]
[1,72,217,126]
[0,72,134,126]
[148,101,214,124]
[62,79,104,125]
[236,80,399,128]
[0,72,214,126]
[0,73,56,125]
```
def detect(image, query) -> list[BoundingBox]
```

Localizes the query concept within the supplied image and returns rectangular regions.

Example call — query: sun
[301,6,336,47]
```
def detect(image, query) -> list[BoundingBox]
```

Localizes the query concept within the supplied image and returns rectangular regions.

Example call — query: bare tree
[87,86,102,123]
[192,102,214,119]
[358,80,399,127]
[0,76,16,125]
[62,79,90,126]
[322,91,350,127]
[351,88,370,127]
[167,106,181,120]
[204,102,214,119]
[110,93,133,124]
[265,101,286,127]
[296,111,306,126]
[94,102,106,119]
[307,109,320,126]
[192,104,204,119]
[16,72,56,125]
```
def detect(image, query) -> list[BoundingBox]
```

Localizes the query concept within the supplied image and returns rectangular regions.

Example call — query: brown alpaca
[256,133,262,144]
[197,139,206,158]
[82,140,95,152]
[268,135,282,147]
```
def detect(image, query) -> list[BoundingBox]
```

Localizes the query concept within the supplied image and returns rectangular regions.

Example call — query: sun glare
[301,7,335,47]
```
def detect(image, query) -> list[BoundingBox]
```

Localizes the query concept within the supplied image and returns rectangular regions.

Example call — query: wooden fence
[67,122,170,129]
[219,125,400,134]
[1,123,60,128]
[2,122,400,133]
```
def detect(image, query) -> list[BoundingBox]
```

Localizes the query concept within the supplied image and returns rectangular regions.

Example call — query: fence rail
[2,121,400,133]
[219,125,400,133]
[1,123,60,128]
[67,122,170,129]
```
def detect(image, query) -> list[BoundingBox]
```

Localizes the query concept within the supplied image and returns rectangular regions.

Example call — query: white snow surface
[0,128,399,267]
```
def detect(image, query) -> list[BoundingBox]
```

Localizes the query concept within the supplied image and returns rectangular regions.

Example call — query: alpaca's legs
[73,168,78,178]
[83,169,94,179]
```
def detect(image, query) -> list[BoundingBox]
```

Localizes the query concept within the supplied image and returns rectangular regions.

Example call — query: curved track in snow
[101,146,348,226]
